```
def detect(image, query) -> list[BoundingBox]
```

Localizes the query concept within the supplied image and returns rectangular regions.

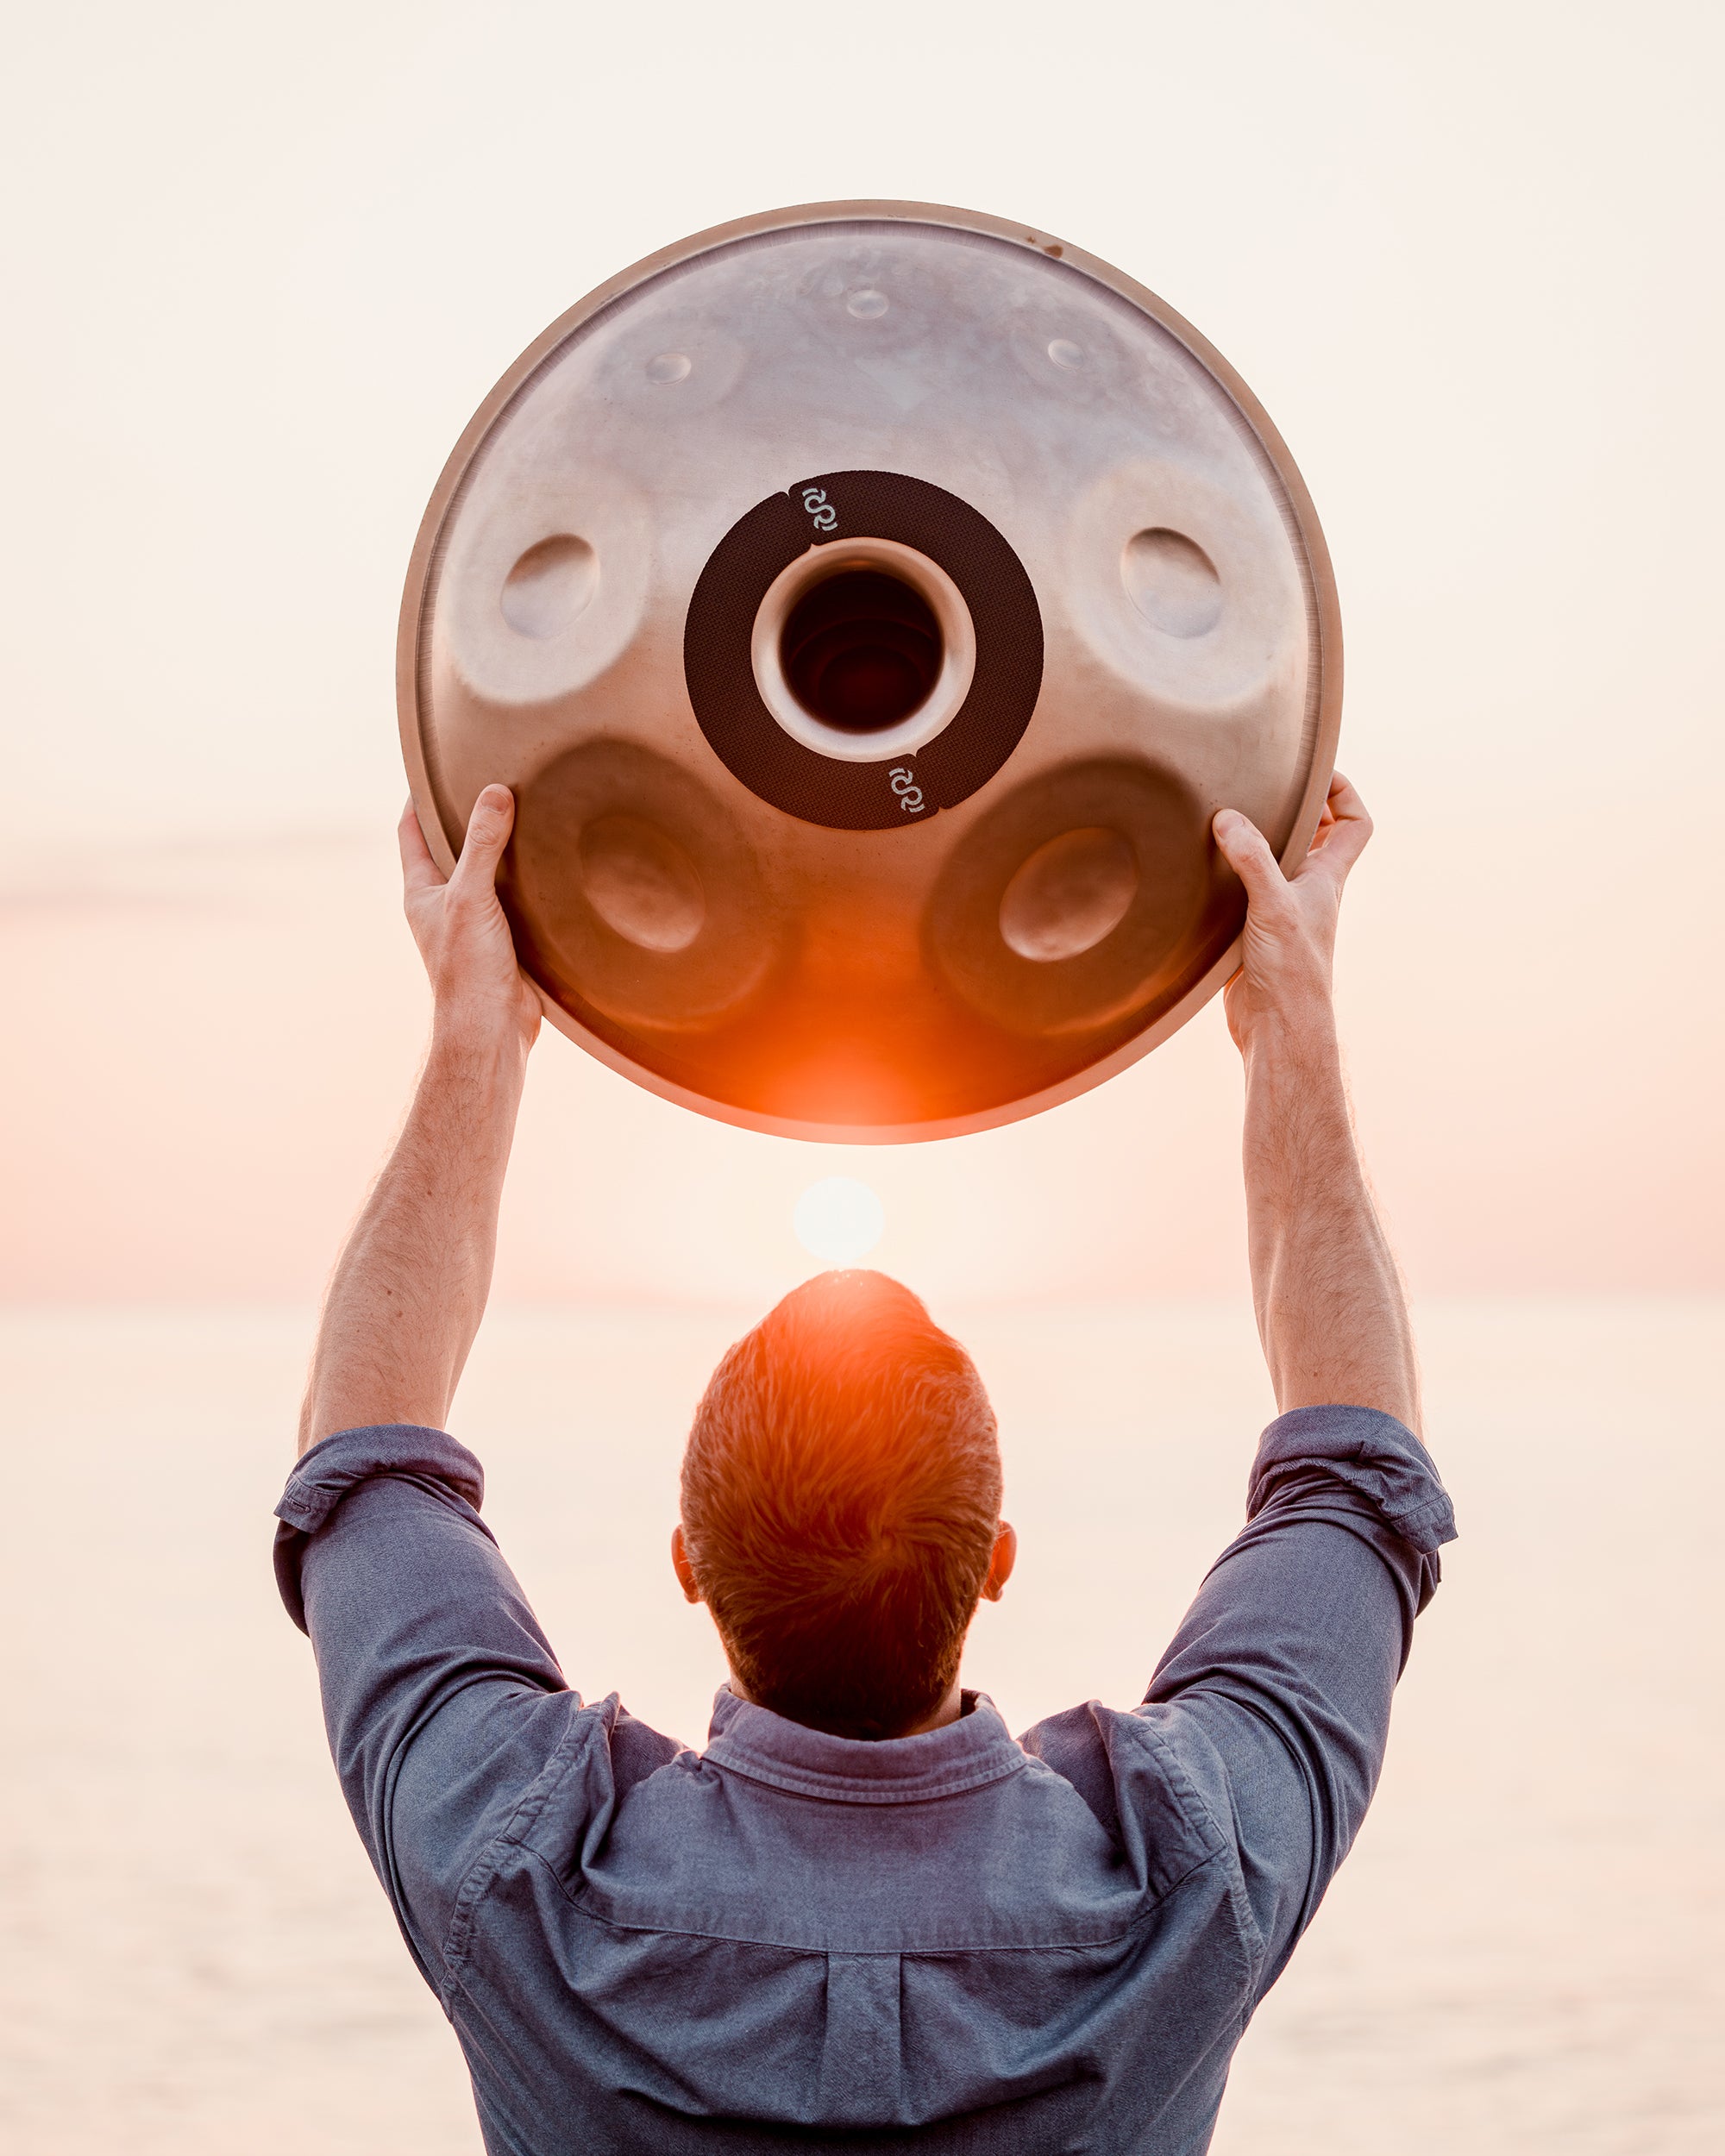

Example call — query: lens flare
[794,1176,886,1267]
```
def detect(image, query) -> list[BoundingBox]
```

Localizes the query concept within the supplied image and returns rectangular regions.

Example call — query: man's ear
[981,1520,1017,1603]
[671,1524,702,1605]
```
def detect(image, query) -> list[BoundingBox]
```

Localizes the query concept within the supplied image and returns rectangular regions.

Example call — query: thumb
[1212,808,1286,906]
[451,784,516,887]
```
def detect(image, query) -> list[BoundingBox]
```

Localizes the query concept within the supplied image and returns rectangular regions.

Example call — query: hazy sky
[2,0,1720,1303]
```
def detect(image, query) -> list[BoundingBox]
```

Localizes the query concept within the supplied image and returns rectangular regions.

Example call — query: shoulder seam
[1125,1709,1267,1997]
[439,1698,605,2000]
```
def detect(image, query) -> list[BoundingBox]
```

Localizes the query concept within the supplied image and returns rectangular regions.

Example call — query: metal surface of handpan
[398,201,1341,1139]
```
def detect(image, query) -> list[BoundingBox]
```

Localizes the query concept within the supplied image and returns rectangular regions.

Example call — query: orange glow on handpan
[794,1178,885,1267]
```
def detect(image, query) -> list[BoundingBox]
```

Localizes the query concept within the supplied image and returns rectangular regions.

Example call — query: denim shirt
[275,1407,1454,2154]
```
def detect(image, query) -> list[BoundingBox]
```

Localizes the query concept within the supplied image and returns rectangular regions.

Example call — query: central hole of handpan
[780,569,943,734]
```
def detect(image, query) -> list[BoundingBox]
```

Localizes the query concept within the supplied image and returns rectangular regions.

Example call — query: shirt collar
[703,1687,1027,1805]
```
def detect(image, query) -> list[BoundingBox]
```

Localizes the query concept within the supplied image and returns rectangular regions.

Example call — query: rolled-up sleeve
[1142,1406,1457,2002]
[275,1426,578,1986]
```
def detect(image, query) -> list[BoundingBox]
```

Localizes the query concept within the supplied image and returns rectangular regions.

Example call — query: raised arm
[1103,777,1452,2007]
[1212,774,1420,1431]
[298,786,540,1451]
[280,792,582,1984]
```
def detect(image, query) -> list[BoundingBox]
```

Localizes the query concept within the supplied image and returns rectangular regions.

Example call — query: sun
[793,1176,886,1268]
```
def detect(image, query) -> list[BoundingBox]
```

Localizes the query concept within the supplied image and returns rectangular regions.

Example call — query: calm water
[2,1300,1720,2153]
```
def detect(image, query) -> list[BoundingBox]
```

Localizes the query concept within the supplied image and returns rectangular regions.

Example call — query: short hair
[680,1270,1001,1741]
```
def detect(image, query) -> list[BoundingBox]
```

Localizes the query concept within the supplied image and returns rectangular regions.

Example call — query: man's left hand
[399,787,543,1050]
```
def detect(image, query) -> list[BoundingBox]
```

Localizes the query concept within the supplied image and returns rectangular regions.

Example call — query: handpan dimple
[1121,530,1221,639]
[999,828,1138,963]
[927,759,1218,1038]
[502,739,781,1037]
[578,815,706,954]
[400,201,1341,1139]
[502,535,598,640]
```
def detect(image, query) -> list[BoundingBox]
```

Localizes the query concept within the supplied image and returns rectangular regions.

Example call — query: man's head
[674,1270,1013,1741]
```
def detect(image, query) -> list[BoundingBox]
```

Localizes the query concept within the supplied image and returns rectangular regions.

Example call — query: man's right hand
[1211,773,1373,1055]
[1208,771,1419,1431]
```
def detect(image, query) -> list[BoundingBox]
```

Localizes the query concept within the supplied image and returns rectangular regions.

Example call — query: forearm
[299,1020,529,1451]
[1242,1006,1420,1432]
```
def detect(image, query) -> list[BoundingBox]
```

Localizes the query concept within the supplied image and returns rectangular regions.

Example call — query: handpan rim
[396,200,1342,1143]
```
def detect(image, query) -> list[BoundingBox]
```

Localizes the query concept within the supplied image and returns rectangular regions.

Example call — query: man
[276,772,1453,2153]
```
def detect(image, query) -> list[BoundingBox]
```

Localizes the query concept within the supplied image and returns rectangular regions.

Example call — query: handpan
[398,201,1340,1139]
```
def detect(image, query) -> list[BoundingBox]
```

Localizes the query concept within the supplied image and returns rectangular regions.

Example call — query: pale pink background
[2,0,1719,1311]
[3,14,1723,2152]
